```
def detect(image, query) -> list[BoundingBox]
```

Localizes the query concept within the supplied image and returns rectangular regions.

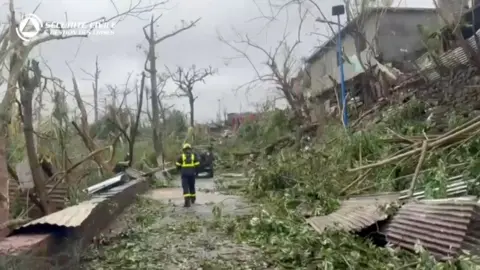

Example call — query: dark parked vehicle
[195,146,215,178]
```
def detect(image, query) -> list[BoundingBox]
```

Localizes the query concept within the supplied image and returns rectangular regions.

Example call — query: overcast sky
[4,0,433,123]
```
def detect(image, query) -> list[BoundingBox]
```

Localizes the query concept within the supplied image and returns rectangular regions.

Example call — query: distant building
[226,112,257,130]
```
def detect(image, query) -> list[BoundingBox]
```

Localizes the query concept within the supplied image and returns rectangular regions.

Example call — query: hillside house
[305,7,440,101]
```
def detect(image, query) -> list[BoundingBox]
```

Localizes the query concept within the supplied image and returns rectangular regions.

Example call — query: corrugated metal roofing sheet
[307,193,400,233]
[385,197,480,260]
[21,200,100,228]
[306,175,475,234]
[416,28,480,82]
[17,178,145,230]
[398,176,475,201]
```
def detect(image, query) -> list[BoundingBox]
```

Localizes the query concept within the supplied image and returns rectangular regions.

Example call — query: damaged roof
[306,176,476,235]
[307,193,400,233]
[386,197,480,260]
[19,198,105,229]
[16,178,145,231]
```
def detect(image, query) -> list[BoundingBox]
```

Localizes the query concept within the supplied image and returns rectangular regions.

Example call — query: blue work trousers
[181,174,196,198]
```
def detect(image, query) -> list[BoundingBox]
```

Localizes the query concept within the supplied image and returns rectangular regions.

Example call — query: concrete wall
[307,10,441,97]
[376,11,440,62]
[308,15,379,95]
[437,0,469,24]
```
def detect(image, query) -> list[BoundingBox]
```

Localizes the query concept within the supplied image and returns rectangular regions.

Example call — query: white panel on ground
[85,174,126,194]
[16,158,34,190]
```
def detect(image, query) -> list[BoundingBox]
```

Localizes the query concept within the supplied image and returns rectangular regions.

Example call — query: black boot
[184,197,191,207]
[191,196,196,204]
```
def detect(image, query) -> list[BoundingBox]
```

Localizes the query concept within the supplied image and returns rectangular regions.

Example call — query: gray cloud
[5,0,433,122]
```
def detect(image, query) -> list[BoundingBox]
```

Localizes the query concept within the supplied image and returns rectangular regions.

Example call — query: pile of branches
[214,100,480,268]
[349,114,480,195]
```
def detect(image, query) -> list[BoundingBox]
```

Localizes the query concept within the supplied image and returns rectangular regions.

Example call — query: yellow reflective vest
[175,152,200,176]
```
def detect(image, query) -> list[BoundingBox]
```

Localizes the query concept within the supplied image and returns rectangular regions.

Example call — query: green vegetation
[84,98,480,269]
[209,98,480,268]
[82,197,267,270]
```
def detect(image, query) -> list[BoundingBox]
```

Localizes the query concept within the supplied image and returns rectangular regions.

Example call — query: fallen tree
[213,96,480,268]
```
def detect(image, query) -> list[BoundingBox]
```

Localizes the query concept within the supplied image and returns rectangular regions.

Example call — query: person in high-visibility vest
[175,143,200,207]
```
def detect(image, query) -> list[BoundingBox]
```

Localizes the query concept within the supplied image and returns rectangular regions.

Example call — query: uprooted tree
[143,15,200,165]
[166,65,216,129]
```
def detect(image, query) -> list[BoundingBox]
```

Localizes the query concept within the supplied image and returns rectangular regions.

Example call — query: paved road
[144,176,251,218]
[83,173,266,269]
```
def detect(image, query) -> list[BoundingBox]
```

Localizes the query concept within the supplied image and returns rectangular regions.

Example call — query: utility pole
[332,4,348,127]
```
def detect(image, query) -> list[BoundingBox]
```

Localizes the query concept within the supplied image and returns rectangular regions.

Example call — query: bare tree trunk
[34,89,43,129]
[127,73,145,167]
[0,6,40,221]
[166,65,215,137]
[142,15,200,163]
[283,90,304,123]
[157,94,170,168]
[94,56,100,122]
[20,61,49,214]
[0,138,8,223]
[71,75,114,172]
[22,98,49,214]
[189,97,195,128]
[0,48,29,224]
[147,28,164,162]
[188,97,195,142]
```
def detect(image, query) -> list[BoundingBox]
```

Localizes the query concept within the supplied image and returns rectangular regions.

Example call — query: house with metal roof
[305,7,440,99]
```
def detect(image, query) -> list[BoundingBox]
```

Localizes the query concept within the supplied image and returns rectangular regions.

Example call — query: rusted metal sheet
[385,197,480,260]
[307,193,400,233]
[307,176,474,235]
